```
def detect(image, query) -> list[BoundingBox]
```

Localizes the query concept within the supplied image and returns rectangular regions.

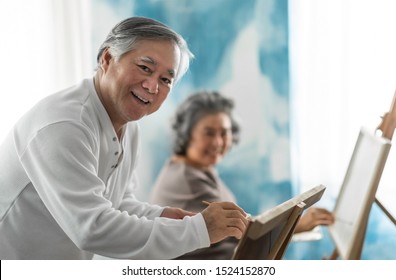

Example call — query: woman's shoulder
[168,157,212,182]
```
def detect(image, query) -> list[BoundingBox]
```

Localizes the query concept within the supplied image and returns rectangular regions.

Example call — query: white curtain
[0,0,93,143]
[289,0,396,214]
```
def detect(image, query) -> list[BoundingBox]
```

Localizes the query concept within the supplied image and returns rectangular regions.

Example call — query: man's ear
[100,48,112,72]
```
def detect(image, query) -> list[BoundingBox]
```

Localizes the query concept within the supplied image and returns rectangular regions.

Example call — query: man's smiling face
[98,39,181,128]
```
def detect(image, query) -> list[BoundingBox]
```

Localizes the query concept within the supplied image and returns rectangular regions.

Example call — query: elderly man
[0,17,248,260]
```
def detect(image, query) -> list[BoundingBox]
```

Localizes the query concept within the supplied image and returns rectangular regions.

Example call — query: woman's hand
[295,207,335,233]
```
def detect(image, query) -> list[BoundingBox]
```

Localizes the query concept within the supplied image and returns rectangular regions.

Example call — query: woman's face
[186,112,233,169]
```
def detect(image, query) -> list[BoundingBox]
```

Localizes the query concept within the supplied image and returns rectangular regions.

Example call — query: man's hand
[201,201,249,244]
[160,207,196,219]
[295,207,335,233]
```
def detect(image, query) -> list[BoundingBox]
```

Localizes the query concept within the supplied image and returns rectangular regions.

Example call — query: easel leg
[329,249,338,260]
[268,202,305,259]
[375,197,396,226]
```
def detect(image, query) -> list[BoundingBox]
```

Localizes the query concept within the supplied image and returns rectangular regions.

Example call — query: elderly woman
[150,91,334,260]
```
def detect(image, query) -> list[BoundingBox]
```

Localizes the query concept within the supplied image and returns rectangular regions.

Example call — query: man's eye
[139,65,151,73]
[161,78,172,85]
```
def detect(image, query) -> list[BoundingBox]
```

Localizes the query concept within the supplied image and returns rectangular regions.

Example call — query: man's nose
[142,77,159,94]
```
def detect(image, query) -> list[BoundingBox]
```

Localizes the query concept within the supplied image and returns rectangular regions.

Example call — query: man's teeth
[132,92,149,104]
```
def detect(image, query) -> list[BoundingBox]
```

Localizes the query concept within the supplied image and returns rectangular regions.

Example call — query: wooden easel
[233,203,305,260]
[233,185,325,260]
[329,92,396,260]
[267,202,305,259]
[373,90,396,225]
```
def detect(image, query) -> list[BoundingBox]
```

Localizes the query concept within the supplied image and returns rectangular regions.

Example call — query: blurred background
[1,0,396,259]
